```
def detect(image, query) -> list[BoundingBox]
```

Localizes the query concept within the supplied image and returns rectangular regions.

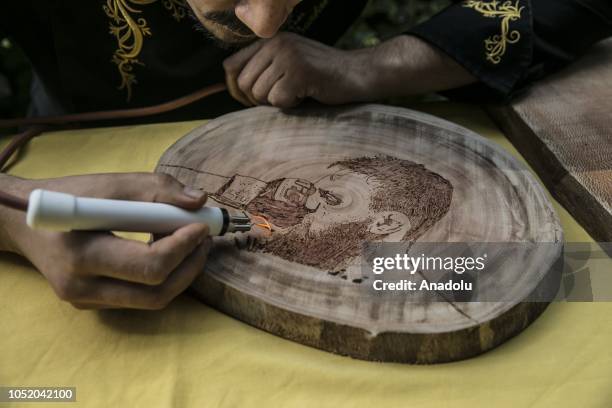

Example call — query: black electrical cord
[0,190,28,211]
[0,83,228,213]
[0,83,226,129]
[0,126,44,211]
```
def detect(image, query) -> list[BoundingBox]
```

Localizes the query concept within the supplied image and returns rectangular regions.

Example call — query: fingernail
[183,187,205,200]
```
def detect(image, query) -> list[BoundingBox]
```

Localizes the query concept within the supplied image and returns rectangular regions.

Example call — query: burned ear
[368,211,411,236]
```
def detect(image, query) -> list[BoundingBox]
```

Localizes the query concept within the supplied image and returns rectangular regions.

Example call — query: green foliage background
[0,0,450,118]
[338,0,449,49]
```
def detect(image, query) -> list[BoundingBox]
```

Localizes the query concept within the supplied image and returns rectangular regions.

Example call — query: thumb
[151,173,208,209]
[116,173,208,209]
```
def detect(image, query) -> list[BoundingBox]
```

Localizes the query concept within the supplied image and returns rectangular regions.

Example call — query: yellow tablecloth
[1,103,611,408]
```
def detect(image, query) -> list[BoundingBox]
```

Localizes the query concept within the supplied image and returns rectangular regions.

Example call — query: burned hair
[330,155,453,242]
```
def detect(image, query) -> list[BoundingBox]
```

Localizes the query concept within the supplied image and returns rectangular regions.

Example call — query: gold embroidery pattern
[463,0,524,64]
[103,0,321,101]
[104,0,157,101]
[104,0,186,101]
[163,0,188,22]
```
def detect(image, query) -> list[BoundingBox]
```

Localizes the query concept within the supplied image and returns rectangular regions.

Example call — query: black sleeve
[408,0,612,100]
[289,0,368,45]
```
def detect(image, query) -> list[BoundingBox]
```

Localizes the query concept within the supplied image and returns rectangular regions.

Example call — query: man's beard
[195,29,257,50]
[253,219,380,273]
[187,8,294,50]
[186,9,251,49]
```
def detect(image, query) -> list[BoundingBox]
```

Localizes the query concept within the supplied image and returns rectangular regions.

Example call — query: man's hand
[224,33,476,108]
[0,173,211,310]
[223,32,368,108]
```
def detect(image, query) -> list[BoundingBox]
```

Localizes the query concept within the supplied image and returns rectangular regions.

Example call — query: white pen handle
[26,189,229,235]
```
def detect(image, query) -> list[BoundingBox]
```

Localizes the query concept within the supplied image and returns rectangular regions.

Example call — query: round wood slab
[155,104,563,363]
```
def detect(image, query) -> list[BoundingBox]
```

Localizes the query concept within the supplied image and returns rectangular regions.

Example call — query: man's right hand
[0,173,211,310]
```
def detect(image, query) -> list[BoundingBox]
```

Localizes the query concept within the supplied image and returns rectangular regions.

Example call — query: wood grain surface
[487,39,612,249]
[156,104,562,363]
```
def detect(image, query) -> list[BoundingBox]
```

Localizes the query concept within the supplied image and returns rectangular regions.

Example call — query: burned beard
[246,193,313,229]
[253,220,380,273]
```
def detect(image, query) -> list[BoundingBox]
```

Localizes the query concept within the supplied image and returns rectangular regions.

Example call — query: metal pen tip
[231,224,253,232]
[228,211,252,233]
[231,215,251,223]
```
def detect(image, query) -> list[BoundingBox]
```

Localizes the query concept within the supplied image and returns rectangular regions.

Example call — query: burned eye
[319,188,342,206]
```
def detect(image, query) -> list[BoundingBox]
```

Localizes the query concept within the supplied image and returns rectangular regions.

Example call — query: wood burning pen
[25,189,252,235]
